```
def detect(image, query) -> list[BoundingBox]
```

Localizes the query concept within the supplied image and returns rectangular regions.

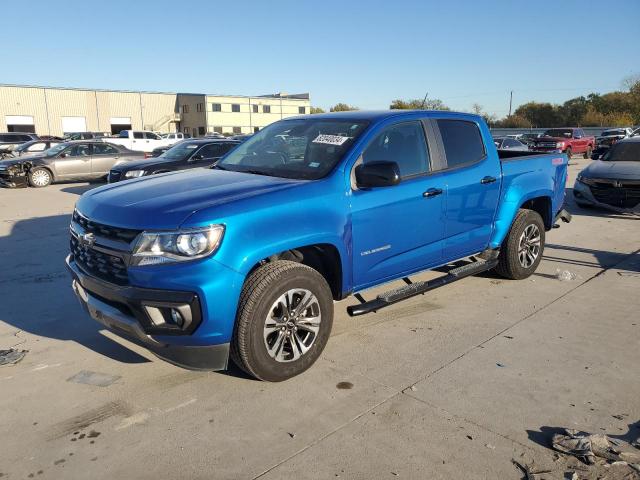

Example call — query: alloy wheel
[518,224,541,268]
[31,170,50,187]
[263,288,321,362]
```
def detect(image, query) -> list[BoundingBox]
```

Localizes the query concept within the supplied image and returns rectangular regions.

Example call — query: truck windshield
[216,118,369,180]
[544,129,573,138]
[602,142,640,162]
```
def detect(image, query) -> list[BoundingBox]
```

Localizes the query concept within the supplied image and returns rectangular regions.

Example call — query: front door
[434,119,501,261]
[351,120,445,290]
[53,143,92,178]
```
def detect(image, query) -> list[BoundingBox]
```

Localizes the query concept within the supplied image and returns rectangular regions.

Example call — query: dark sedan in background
[108,138,239,183]
[0,140,144,188]
[573,137,640,211]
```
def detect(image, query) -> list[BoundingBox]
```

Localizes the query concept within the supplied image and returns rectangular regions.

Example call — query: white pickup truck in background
[104,130,182,152]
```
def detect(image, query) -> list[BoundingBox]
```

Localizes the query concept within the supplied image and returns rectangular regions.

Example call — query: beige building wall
[204,95,310,135]
[0,85,180,136]
[1,85,311,138]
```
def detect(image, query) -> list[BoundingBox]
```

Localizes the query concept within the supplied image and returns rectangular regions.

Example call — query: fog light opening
[170,308,184,328]
[143,303,192,330]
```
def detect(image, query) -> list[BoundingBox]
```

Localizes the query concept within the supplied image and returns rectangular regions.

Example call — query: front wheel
[565,147,572,159]
[230,260,334,381]
[583,146,592,159]
[494,209,545,280]
[28,167,52,187]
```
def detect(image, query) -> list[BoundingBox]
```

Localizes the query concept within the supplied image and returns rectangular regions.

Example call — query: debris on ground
[0,349,27,366]
[512,459,552,480]
[555,270,578,282]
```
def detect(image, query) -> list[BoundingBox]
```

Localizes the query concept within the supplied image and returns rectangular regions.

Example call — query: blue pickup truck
[66,110,571,381]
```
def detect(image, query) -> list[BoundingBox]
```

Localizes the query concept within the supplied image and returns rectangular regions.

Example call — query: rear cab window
[436,119,486,169]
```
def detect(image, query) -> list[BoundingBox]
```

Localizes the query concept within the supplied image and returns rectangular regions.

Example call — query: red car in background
[530,128,595,158]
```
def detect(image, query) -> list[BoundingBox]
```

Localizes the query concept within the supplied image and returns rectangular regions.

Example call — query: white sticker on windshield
[186,145,198,149]
[312,134,350,146]
[309,162,320,168]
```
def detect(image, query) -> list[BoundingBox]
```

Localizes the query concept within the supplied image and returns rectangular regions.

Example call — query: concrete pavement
[0,157,638,479]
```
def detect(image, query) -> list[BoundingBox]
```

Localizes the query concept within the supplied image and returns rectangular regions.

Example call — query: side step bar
[346,257,499,317]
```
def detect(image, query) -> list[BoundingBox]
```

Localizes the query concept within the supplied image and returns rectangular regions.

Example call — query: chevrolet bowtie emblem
[79,232,96,247]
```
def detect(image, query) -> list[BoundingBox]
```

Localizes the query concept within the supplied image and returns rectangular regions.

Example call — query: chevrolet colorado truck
[66,111,571,381]
[530,128,595,159]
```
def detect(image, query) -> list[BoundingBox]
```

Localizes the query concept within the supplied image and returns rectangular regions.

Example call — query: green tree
[330,103,358,112]
[310,107,325,114]
[390,98,449,110]
[471,103,497,125]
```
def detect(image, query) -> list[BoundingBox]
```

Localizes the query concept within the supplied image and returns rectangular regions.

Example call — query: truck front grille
[534,142,557,148]
[70,235,129,285]
[73,210,140,243]
[589,180,640,209]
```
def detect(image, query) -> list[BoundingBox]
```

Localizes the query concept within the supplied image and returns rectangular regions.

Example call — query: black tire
[28,167,52,188]
[494,209,545,280]
[583,146,592,159]
[565,147,572,159]
[230,260,334,382]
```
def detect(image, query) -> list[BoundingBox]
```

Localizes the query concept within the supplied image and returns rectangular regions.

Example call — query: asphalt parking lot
[1,158,639,479]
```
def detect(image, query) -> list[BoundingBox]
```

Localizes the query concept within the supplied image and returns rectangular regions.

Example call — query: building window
[198,126,205,135]
[212,103,221,112]
[263,105,271,113]
[196,103,204,112]
[232,104,240,112]
[213,127,223,134]
[252,104,258,113]
[183,127,190,134]
[182,105,189,114]
[254,127,260,133]
[298,106,306,114]
[233,127,241,134]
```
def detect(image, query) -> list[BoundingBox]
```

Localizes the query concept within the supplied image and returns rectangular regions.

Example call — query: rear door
[351,120,445,289]
[53,143,92,178]
[91,143,122,175]
[433,118,501,261]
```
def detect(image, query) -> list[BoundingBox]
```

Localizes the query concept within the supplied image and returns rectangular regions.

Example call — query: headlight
[556,142,565,148]
[125,170,146,178]
[132,225,225,266]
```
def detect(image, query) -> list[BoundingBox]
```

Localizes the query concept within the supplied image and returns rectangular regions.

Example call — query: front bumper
[0,172,28,188]
[66,255,230,370]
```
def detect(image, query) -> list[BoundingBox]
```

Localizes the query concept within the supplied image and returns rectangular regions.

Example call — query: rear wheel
[28,168,52,187]
[494,209,545,280]
[230,260,334,381]
[583,146,592,159]
[565,147,572,159]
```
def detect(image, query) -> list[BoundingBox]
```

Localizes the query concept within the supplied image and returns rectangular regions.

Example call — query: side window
[197,143,226,159]
[133,132,144,139]
[362,121,430,178]
[28,142,47,151]
[145,132,160,140]
[437,120,485,168]
[93,144,118,155]
[67,144,91,157]
[504,139,518,148]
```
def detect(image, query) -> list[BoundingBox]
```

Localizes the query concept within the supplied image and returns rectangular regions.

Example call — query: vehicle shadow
[526,421,640,450]
[60,182,106,196]
[0,213,151,365]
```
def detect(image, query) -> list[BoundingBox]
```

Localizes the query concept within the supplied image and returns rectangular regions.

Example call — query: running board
[346,258,499,317]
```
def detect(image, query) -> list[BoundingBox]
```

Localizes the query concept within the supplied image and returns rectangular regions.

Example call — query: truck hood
[533,136,565,143]
[581,160,640,180]
[76,169,305,229]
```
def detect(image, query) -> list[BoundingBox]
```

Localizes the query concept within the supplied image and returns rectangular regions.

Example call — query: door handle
[423,188,443,198]
[481,176,497,184]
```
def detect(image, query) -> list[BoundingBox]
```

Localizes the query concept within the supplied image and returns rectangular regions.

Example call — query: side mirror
[574,135,583,139]
[355,161,401,188]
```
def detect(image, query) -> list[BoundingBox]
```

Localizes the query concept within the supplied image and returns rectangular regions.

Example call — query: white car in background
[105,130,181,153]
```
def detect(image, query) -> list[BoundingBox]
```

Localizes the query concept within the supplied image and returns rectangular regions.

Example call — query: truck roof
[287,110,481,123]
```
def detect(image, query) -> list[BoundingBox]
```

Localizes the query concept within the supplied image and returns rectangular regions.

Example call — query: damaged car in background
[595,127,633,148]
[573,137,640,213]
[0,140,144,188]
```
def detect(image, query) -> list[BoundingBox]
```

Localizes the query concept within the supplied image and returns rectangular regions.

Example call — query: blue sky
[2,0,639,117]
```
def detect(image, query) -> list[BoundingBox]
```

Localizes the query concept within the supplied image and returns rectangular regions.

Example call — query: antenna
[420,92,429,109]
